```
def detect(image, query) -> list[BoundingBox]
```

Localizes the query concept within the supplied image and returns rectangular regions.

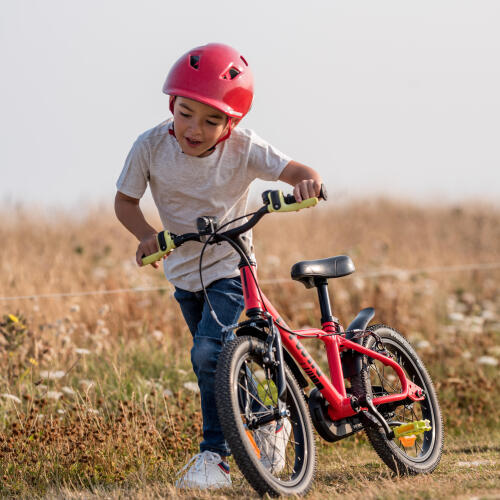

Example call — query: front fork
[264,313,287,402]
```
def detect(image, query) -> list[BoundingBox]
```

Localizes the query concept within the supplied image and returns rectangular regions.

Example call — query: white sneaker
[175,450,231,490]
[253,418,292,473]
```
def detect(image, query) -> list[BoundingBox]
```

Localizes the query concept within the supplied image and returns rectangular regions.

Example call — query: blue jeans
[174,276,245,456]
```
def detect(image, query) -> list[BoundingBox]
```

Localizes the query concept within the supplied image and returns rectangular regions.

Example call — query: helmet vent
[221,67,240,80]
[189,55,200,69]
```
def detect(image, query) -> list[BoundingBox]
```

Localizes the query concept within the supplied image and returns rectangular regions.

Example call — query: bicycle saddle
[291,255,355,288]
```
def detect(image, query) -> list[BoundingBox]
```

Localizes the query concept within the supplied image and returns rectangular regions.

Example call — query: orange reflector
[399,434,417,447]
[246,429,261,459]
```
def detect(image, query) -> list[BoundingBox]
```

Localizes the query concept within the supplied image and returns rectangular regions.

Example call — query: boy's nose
[187,120,203,137]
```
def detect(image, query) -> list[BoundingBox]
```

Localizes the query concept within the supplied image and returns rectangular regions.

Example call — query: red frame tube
[239,265,424,421]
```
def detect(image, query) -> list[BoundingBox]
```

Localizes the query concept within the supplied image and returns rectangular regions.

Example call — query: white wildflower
[265,255,281,268]
[62,386,76,396]
[57,409,66,415]
[183,382,200,393]
[477,356,498,367]
[448,312,464,322]
[87,408,99,414]
[457,460,492,467]
[299,302,315,310]
[152,330,163,341]
[469,324,483,335]
[70,304,80,313]
[1,393,21,404]
[79,379,95,389]
[92,267,108,279]
[96,319,106,327]
[99,327,110,336]
[488,346,500,357]
[40,370,65,380]
[75,348,91,355]
[47,391,63,401]
[462,351,472,359]
[352,277,365,291]
[177,369,188,375]
[396,271,409,282]
[163,388,173,398]
[481,310,496,321]
[415,340,431,350]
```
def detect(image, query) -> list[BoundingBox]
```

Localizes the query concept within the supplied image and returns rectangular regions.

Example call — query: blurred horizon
[1,1,499,208]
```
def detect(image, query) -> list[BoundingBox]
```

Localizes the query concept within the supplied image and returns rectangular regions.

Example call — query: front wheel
[351,325,444,475]
[215,336,316,497]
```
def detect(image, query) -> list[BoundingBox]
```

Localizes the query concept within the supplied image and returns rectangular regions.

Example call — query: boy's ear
[230,118,240,128]
[169,96,176,114]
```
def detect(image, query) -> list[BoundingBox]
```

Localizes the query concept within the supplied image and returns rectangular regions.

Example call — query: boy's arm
[114,191,161,268]
[278,160,323,202]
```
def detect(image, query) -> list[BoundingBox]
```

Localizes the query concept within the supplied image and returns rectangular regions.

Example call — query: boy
[115,43,322,489]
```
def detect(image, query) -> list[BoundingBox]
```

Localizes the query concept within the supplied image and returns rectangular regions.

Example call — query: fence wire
[1,262,499,302]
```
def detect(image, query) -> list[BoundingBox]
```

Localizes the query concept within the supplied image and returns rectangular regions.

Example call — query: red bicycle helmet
[163,43,254,119]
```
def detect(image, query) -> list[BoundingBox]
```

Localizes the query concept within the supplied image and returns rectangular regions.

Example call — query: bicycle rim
[216,336,315,496]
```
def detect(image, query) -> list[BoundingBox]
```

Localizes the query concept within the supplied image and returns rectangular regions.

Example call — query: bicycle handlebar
[141,187,326,266]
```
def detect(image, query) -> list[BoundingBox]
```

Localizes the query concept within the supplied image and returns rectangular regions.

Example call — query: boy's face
[172,97,229,157]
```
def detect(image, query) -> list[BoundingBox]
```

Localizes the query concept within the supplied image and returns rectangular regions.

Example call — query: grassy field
[0,199,499,498]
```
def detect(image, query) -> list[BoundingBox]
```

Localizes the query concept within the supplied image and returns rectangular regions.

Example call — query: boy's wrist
[137,228,157,242]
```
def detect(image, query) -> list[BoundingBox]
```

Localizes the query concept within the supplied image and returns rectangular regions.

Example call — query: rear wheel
[215,336,316,497]
[351,325,444,474]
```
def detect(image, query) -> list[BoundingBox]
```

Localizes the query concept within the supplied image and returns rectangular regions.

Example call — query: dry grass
[0,199,499,497]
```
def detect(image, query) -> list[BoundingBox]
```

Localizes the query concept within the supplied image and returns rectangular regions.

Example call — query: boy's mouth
[185,137,202,147]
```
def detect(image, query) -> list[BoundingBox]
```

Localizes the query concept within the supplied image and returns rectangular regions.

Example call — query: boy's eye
[206,121,218,126]
[180,112,191,118]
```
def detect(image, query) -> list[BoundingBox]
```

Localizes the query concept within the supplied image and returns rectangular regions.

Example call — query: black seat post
[315,278,334,324]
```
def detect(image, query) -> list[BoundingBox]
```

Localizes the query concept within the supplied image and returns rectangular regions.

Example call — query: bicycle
[142,187,444,497]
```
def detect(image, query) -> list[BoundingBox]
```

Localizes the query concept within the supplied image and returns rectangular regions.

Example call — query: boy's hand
[293,179,322,203]
[136,233,164,268]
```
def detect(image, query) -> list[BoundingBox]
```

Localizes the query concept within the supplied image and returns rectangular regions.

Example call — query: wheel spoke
[349,328,442,474]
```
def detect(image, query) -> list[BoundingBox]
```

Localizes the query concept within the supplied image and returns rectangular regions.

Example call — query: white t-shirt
[117,118,290,291]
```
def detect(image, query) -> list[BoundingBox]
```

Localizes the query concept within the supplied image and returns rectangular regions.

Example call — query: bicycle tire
[215,336,316,497]
[351,324,444,475]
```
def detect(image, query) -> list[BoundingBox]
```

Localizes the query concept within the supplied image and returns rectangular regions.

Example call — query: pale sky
[1,0,499,209]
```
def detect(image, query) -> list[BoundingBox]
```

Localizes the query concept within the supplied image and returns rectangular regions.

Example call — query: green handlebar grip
[141,230,176,266]
[141,250,167,266]
[267,191,319,213]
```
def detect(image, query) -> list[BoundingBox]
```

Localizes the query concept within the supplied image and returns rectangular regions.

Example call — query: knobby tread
[216,336,316,497]
[351,324,444,475]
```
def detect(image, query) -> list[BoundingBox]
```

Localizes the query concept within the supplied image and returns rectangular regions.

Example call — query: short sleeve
[246,130,291,182]
[116,138,150,199]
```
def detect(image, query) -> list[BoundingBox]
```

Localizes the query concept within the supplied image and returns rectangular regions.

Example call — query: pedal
[393,419,431,438]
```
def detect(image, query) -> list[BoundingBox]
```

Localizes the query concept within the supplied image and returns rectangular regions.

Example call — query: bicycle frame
[240,264,425,422]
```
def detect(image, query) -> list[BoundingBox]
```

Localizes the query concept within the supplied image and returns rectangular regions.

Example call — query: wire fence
[1,262,499,302]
